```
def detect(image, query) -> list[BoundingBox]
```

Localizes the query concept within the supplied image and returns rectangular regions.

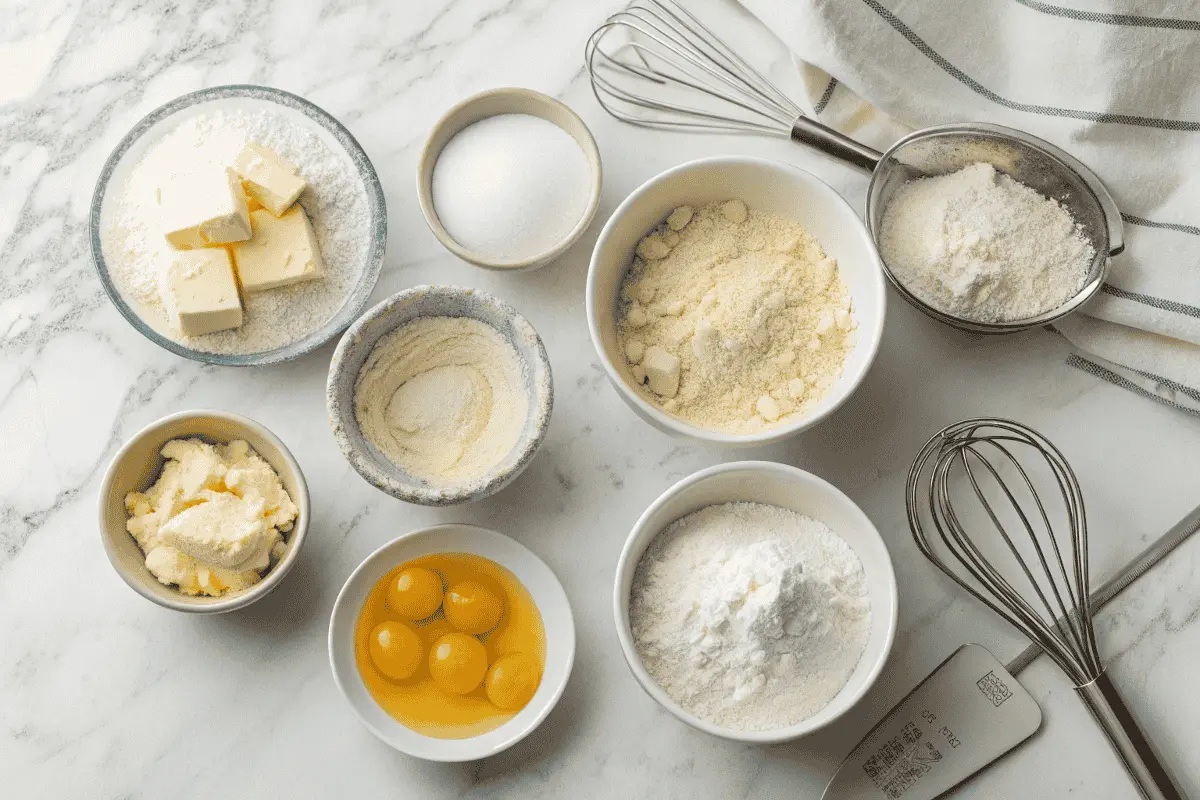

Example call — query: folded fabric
[738,0,1200,413]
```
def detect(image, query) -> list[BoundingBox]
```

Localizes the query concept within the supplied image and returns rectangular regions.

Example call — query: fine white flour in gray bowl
[101,108,369,355]
[630,501,870,731]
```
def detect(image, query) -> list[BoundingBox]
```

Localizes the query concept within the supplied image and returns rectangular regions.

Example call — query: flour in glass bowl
[629,502,871,731]
[100,108,370,355]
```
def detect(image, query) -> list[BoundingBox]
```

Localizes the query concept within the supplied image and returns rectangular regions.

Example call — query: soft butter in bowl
[98,410,310,613]
[327,286,553,506]
[91,85,386,366]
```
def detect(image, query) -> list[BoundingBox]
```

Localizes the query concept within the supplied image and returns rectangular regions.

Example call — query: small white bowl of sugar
[418,88,603,271]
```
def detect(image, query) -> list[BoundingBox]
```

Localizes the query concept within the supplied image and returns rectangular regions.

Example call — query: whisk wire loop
[907,418,1104,685]
[585,0,802,137]
[908,419,1187,799]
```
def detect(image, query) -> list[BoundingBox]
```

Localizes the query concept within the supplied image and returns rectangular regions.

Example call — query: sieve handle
[790,116,881,174]
[1075,672,1187,800]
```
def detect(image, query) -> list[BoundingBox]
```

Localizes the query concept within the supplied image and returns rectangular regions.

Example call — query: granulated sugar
[879,162,1093,323]
[101,108,369,355]
[629,502,871,731]
[431,113,591,262]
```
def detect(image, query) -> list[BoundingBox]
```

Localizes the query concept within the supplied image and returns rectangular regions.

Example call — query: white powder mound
[101,108,370,355]
[879,162,1094,323]
[431,113,591,262]
[353,317,528,487]
[630,502,871,731]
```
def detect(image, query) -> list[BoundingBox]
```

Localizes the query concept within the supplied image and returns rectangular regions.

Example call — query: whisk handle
[790,117,881,173]
[1075,672,1187,800]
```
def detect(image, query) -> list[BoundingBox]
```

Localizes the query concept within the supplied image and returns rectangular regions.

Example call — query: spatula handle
[1075,672,1187,800]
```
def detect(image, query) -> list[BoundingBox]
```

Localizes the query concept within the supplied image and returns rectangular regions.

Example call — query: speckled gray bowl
[326,286,553,505]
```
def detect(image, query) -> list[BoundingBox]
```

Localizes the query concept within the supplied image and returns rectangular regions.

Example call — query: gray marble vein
[2,0,1199,797]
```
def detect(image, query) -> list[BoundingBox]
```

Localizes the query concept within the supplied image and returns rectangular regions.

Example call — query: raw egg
[429,632,489,695]
[354,552,546,739]
[485,653,542,709]
[444,580,503,634]
[369,621,423,681]
[386,566,443,620]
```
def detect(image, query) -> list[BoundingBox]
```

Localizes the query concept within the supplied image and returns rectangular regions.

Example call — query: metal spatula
[822,644,1040,799]
[824,501,1200,800]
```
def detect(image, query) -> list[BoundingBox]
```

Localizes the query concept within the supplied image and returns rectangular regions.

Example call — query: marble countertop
[2,1,1198,797]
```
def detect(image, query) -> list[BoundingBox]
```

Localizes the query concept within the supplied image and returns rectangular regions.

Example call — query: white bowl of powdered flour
[587,156,886,446]
[613,461,897,743]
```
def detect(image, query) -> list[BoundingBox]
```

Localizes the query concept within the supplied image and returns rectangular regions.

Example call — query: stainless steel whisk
[907,419,1185,800]
[583,0,1124,335]
[584,0,880,169]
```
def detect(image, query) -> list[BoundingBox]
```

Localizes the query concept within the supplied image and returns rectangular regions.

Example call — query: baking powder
[630,502,871,731]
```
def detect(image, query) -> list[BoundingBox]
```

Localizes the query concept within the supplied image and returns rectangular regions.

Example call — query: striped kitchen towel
[739,0,1200,415]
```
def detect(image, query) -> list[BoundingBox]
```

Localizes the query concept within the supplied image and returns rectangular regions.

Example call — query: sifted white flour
[101,108,370,355]
[879,162,1094,323]
[630,502,871,731]
[353,317,528,487]
[617,201,856,434]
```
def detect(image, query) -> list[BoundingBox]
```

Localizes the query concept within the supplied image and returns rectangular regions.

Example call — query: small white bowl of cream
[417,88,603,270]
[98,410,310,613]
[326,285,553,505]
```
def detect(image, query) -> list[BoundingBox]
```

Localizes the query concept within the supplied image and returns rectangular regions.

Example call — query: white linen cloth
[739,0,1200,414]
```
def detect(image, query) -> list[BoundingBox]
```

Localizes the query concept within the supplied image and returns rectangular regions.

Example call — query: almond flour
[617,201,856,434]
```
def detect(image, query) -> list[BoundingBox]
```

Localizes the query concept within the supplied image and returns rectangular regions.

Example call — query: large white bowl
[613,461,898,743]
[586,156,886,446]
[328,524,575,761]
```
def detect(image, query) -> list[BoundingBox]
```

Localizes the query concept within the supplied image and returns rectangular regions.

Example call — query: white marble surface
[2,1,1199,797]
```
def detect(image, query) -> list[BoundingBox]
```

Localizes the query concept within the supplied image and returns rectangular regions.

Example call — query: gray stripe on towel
[814,78,838,114]
[1066,354,1200,416]
[1013,0,1200,31]
[859,0,1200,130]
[1101,284,1200,319]
[1122,213,1200,237]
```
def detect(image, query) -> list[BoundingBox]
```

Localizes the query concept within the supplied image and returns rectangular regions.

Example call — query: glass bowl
[89,84,387,366]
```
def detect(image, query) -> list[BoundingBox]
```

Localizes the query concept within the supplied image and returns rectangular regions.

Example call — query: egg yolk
[443,580,503,634]
[369,621,424,681]
[428,633,488,694]
[485,653,542,710]
[387,567,443,620]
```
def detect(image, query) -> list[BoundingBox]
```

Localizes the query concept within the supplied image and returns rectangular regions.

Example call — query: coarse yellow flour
[617,200,856,434]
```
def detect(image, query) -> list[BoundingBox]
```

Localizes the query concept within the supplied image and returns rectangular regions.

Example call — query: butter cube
[233,143,306,217]
[232,207,324,292]
[161,168,252,249]
[643,345,680,398]
[161,248,244,337]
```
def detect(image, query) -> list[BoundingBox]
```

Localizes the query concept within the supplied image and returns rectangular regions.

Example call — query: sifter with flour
[585,0,1124,333]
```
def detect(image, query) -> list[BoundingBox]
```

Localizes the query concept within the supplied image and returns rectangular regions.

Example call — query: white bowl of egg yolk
[328,524,575,761]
